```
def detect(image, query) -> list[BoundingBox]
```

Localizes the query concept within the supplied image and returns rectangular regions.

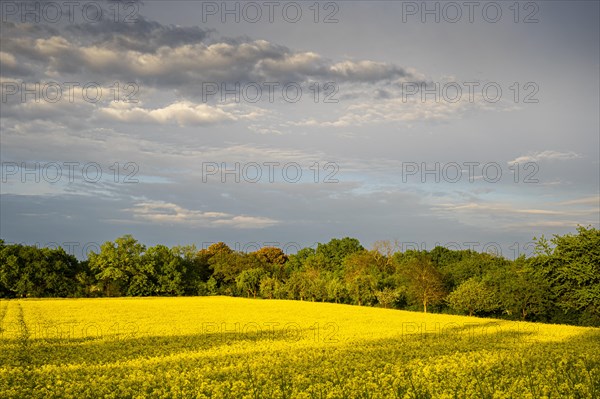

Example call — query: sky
[1,0,599,259]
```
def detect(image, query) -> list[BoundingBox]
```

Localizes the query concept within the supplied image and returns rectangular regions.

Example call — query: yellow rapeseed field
[0,296,598,398]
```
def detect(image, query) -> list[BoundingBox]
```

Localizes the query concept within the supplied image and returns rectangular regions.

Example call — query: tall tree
[317,237,364,274]
[371,240,400,275]
[259,276,283,299]
[343,251,378,306]
[326,277,347,303]
[173,245,210,295]
[400,254,446,313]
[375,287,400,309]
[286,247,316,274]
[143,245,186,296]
[285,272,312,301]
[446,277,499,316]
[207,244,244,288]
[532,226,600,322]
[88,235,146,297]
[0,244,81,298]
[253,247,288,279]
[236,268,266,298]
[493,257,551,321]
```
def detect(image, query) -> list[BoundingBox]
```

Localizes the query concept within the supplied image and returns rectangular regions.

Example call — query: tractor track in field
[15,303,32,365]
[0,300,8,333]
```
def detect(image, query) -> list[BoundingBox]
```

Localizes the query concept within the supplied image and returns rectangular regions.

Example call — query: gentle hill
[1,296,599,398]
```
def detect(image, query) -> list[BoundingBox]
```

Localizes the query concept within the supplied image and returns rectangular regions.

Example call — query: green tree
[143,245,186,295]
[259,276,282,299]
[305,267,328,302]
[429,246,464,269]
[286,247,316,274]
[74,260,99,297]
[88,235,146,297]
[204,242,233,256]
[493,257,551,321]
[172,245,211,295]
[0,244,81,298]
[436,249,507,293]
[343,251,378,306]
[326,278,347,303]
[371,240,400,275]
[254,246,288,266]
[197,277,219,296]
[538,226,600,320]
[446,277,499,316]
[41,247,82,297]
[375,287,400,309]
[236,268,266,298]
[285,272,311,301]
[317,237,364,273]
[209,249,246,288]
[400,254,446,313]
[252,246,288,280]
[303,253,330,272]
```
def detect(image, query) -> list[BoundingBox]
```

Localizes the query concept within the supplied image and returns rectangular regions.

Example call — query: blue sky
[1,0,598,258]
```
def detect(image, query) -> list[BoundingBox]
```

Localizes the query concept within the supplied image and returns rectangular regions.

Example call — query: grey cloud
[374,89,392,99]
[327,60,411,82]
[64,16,213,53]
[1,15,418,92]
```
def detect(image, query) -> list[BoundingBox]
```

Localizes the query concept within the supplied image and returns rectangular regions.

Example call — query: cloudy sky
[1,0,598,258]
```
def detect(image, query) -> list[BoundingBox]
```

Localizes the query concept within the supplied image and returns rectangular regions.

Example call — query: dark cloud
[64,16,213,52]
[374,89,392,99]
[1,12,417,93]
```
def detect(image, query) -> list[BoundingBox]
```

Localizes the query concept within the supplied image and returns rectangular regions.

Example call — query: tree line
[0,226,598,326]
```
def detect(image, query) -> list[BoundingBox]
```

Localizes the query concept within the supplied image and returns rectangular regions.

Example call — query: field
[0,297,598,399]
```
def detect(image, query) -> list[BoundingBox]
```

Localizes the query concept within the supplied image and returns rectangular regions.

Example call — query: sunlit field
[1,296,598,398]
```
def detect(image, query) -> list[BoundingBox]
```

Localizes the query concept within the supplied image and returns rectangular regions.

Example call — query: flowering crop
[0,296,598,398]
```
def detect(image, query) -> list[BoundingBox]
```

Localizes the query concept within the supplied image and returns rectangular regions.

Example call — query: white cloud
[508,150,582,164]
[557,196,600,206]
[247,124,284,135]
[290,97,475,127]
[433,202,567,216]
[430,198,599,231]
[128,201,279,229]
[0,51,17,68]
[98,101,236,126]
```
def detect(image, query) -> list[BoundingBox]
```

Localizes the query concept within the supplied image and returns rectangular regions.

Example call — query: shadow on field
[1,322,599,399]
[276,328,600,399]
[1,319,598,373]
[0,326,319,367]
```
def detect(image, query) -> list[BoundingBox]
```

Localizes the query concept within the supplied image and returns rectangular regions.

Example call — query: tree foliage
[446,277,499,316]
[1,228,598,326]
[400,254,446,313]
